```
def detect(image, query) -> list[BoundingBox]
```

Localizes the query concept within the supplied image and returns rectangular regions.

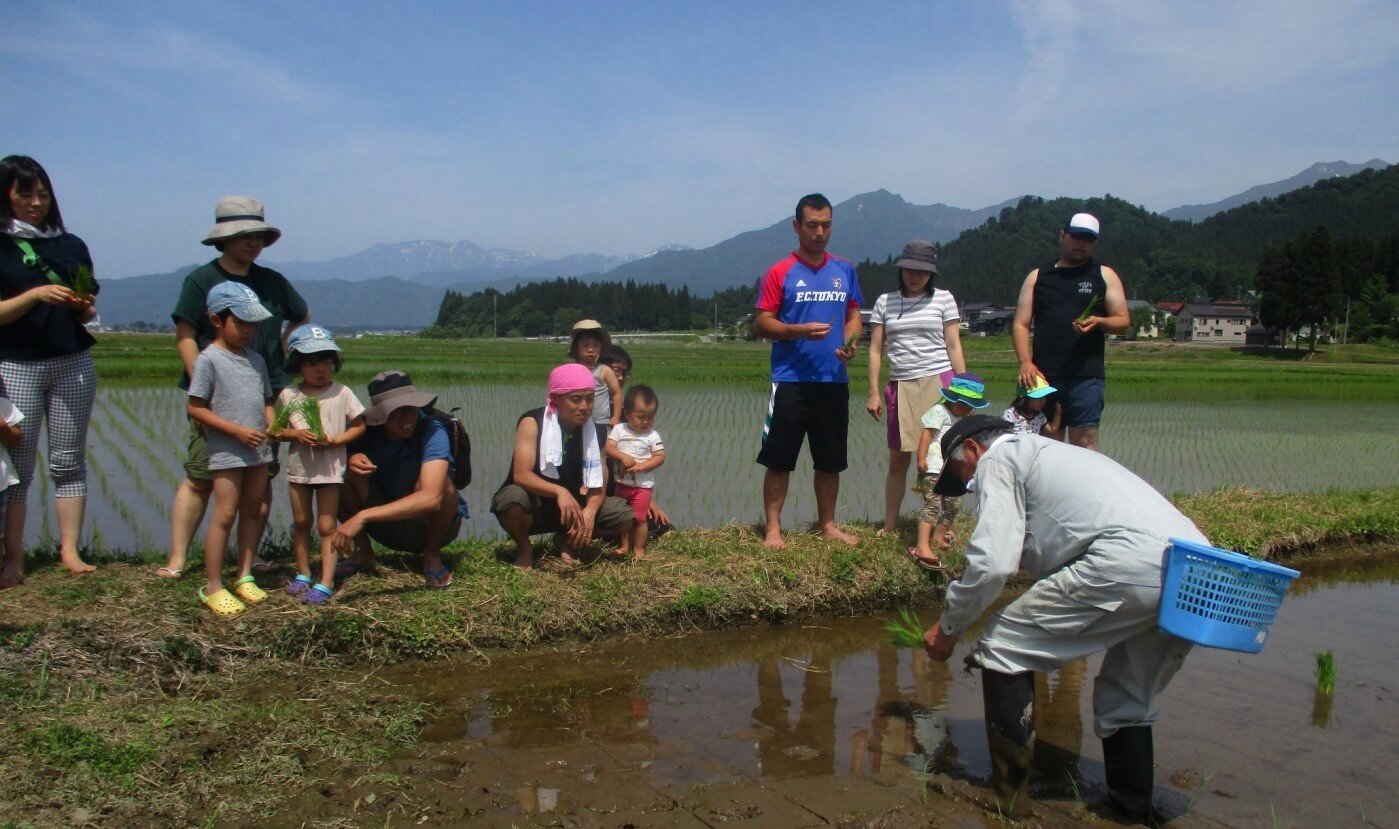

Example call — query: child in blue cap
[188,282,276,616]
[271,324,367,604]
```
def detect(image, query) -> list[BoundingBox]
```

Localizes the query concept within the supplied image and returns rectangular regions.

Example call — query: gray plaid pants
[0,351,97,502]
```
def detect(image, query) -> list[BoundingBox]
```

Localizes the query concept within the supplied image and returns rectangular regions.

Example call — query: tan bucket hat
[202,195,282,246]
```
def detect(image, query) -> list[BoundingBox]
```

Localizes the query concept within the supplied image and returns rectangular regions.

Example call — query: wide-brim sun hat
[893,240,939,274]
[932,415,1013,496]
[941,372,989,410]
[571,319,605,333]
[202,195,282,246]
[1016,375,1057,399]
[363,370,437,426]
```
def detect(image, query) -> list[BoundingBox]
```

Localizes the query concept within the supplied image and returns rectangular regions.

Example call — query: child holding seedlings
[271,325,365,604]
[1003,375,1062,439]
[187,283,276,617]
[911,373,988,567]
[605,385,665,559]
[570,319,622,427]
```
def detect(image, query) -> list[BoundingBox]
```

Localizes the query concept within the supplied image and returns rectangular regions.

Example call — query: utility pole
[493,293,498,338]
[714,302,718,333]
[1342,297,1350,345]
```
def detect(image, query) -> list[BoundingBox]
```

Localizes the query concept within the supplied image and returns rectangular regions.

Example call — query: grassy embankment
[1,335,1394,824]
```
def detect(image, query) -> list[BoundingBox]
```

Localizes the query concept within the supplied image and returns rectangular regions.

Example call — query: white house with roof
[1177,302,1253,343]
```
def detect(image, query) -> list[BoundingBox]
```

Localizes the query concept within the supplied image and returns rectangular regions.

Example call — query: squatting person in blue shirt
[753,193,863,548]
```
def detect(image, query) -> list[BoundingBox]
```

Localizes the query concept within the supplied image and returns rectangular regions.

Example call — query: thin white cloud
[2,9,320,107]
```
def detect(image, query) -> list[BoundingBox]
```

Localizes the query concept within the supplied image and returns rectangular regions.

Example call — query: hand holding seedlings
[1073,296,1101,333]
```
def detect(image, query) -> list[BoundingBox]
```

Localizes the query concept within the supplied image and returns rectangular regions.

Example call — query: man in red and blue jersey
[753,193,864,548]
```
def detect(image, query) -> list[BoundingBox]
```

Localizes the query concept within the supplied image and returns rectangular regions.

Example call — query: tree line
[424,277,698,338]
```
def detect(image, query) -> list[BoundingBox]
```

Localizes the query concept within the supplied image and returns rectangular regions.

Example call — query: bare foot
[763,527,786,548]
[632,549,645,560]
[61,555,96,575]
[875,526,896,537]
[819,524,859,545]
[558,546,579,566]
[513,543,536,569]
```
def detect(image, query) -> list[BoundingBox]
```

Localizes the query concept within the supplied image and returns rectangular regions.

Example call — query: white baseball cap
[1066,213,1100,238]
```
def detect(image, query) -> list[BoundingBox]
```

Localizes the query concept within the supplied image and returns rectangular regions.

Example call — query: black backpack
[423,406,472,489]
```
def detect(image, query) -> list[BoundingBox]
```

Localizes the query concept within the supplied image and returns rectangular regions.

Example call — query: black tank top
[1031,258,1107,378]
[501,408,609,499]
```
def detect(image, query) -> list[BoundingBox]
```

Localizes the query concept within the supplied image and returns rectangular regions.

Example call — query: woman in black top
[0,156,100,584]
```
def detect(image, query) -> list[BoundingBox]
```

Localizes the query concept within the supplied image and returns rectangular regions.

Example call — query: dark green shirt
[171,260,308,392]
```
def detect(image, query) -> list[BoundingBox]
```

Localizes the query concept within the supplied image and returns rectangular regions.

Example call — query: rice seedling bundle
[1074,296,1101,325]
[1315,651,1336,696]
[886,608,926,649]
[271,396,324,438]
[71,265,97,301]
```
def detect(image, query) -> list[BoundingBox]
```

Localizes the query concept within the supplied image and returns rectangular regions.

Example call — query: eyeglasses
[613,370,629,380]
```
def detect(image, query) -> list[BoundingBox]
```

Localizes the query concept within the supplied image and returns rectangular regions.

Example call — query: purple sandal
[286,575,313,597]
[301,583,334,605]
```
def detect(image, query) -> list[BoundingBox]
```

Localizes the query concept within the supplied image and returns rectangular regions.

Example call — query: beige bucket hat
[202,195,282,246]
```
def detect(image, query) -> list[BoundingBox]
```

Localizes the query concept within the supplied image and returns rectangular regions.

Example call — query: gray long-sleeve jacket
[940,434,1207,636]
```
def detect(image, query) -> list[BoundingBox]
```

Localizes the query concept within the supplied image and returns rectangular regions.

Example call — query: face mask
[964,475,979,494]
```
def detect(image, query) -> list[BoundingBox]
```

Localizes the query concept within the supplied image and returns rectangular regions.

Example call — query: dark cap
[932,415,1013,496]
[363,370,437,426]
[893,240,939,274]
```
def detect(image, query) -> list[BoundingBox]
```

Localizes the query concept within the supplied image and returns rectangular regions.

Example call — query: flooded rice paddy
[25,383,1399,553]
[321,549,1394,828]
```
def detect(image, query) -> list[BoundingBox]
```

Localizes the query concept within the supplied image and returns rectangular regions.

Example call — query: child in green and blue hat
[910,373,988,566]
[1003,375,1062,439]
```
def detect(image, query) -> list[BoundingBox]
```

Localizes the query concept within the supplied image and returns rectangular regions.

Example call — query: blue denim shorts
[1046,375,1104,428]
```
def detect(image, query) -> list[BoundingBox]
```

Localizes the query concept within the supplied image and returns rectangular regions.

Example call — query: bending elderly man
[922,415,1208,823]
[491,363,633,568]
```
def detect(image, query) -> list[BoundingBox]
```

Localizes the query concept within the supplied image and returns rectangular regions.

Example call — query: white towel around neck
[538,407,603,490]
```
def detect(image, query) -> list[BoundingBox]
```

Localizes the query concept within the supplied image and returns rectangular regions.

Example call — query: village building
[1177,301,1254,343]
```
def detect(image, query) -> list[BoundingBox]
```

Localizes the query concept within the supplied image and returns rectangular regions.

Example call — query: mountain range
[1161,159,1390,222]
[94,159,1390,329]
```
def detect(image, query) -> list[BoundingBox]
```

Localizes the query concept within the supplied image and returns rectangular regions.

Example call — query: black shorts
[756,382,849,473]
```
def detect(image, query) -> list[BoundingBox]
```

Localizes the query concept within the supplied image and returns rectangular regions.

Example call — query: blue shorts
[1046,376,1104,428]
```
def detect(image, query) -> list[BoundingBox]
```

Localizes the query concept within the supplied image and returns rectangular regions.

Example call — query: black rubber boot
[982,669,1036,819]
[1103,726,1155,825]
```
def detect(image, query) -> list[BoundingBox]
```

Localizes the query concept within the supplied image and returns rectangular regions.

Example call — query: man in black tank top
[1011,213,1130,451]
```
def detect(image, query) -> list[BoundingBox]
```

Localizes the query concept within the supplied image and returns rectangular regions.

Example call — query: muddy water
[347,549,1396,828]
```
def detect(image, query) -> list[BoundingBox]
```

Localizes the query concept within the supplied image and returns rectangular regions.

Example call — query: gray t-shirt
[188,345,274,471]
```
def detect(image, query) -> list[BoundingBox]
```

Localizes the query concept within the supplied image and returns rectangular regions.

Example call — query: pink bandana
[546,363,595,413]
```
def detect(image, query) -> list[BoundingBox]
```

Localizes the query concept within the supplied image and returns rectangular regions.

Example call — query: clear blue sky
[5,1,1397,277]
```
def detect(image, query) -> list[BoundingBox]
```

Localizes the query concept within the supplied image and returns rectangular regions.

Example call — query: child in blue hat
[271,324,366,604]
[910,372,989,567]
[188,282,276,616]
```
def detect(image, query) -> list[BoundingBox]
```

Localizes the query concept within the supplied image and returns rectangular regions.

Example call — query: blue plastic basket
[1158,538,1301,653]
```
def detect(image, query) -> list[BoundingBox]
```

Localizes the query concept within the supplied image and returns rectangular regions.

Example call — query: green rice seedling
[1074,296,1101,325]
[886,608,926,649]
[70,265,97,301]
[1315,651,1336,696]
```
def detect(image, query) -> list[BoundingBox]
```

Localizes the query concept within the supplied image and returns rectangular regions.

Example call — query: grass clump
[25,722,155,782]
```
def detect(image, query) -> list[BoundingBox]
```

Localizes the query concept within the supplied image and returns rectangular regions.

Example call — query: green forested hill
[931,166,1399,305]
